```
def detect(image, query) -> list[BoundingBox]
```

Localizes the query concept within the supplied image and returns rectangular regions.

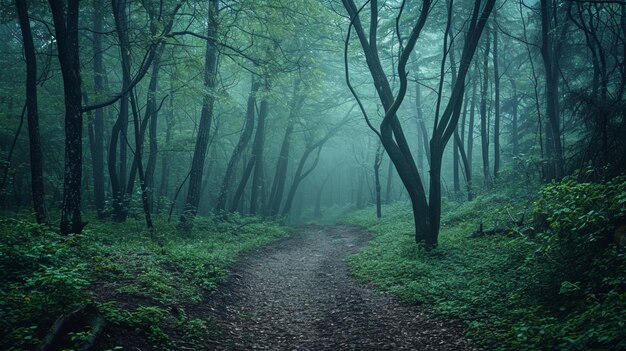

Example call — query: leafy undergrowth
[343,178,626,351]
[0,214,287,350]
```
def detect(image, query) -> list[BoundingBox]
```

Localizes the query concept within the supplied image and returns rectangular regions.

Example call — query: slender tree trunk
[179,0,219,233]
[145,43,166,210]
[109,0,132,221]
[249,81,269,216]
[266,79,303,217]
[540,0,564,180]
[89,0,106,219]
[412,58,428,191]
[447,36,461,194]
[314,172,332,218]
[493,14,501,179]
[385,160,394,203]
[480,27,491,184]
[374,144,383,218]
[157,63,176,213]
[468,65,477,179]
[230,158,255,213]
[214,77,260,212]
[16,0,47,224]
[281,146,322,217]
[356,170,365,209]
[0,103,25,191]
[129,86,155,237]
[49,0,84,234]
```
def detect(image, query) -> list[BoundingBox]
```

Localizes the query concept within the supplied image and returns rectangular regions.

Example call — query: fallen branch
[40,304,105,351]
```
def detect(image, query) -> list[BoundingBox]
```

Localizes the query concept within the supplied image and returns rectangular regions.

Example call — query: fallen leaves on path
[205,225,483,351]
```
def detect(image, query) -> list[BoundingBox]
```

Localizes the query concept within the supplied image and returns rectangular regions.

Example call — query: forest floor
[203,225,481,351]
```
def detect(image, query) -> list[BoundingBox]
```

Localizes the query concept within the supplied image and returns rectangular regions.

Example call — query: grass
[0,213,288,350]
[342,180,626,350]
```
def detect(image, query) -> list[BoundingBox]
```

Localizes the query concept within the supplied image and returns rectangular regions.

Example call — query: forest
[1,0,625,350]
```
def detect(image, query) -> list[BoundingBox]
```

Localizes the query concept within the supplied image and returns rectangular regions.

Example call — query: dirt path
[206,225,481,350]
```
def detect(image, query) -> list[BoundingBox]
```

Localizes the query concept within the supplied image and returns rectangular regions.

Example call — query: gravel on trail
[205,225,483,351]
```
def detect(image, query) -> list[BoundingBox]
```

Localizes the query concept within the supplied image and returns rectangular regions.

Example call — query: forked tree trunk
[343,0,494,248]
[214,77,260,212]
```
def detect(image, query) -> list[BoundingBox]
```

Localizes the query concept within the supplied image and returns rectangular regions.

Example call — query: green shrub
[529,178,625,297]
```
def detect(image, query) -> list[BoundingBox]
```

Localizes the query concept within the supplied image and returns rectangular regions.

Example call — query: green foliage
[531,177,626,297]
[0,214,287,350]
[0,220,91,349]
[343,178,626,351]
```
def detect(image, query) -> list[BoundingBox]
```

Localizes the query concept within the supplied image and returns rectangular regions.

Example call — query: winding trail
[206,225,481,350]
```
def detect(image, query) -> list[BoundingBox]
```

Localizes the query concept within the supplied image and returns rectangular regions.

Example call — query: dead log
[40,303,105,351]
[470,222,511,237]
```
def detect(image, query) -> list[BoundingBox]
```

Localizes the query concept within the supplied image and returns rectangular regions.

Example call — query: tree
[480,25,491,185]
[214,76,260,213]
[87,0,106,219]
[266,78,305,217]
[48,0,84,234]
[343,0,495,247]
[373,143,384,218]
[16,0,47,224]
[539,0,567,180]
[493,11,501,179]
[179,0,219,233]
[229,79,270,215]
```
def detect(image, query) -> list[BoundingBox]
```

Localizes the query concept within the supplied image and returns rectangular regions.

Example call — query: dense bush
[532,177,626,293]
[518,177,626,350]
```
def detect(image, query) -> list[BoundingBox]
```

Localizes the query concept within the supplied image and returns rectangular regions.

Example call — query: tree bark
[214,77,260,212]
[89,0,106,219]
[109,0,132,221]
[179,0,219,233]
[480,26,491,185]
[266,79,304,217]
[468,65,477,182]
[144,43,166,211]
[249,83,269,216]
[493,13,501,179]
[374,144,383,218]
[343,0,494,248]
[539,0,564,180]
[49,0,85,234]
[16,0,47,224]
